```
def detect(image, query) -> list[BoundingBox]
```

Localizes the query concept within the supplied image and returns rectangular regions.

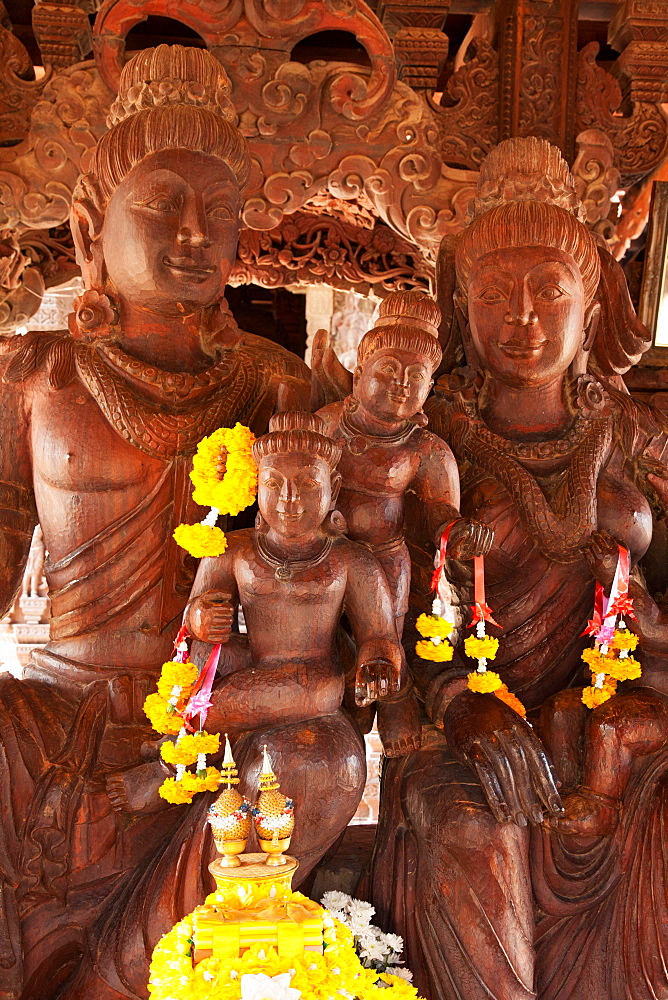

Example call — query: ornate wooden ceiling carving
[0,0,667,327]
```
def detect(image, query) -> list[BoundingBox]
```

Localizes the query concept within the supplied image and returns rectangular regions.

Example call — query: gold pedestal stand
[209,852,299,906]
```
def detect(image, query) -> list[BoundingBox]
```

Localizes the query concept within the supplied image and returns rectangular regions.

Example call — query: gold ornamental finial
[259,745,280,791]
[221,733,239,787]
[254,747,295,866]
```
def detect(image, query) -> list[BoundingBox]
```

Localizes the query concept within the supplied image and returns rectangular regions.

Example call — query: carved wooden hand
[443,689,563,826]
[186,590,235,644]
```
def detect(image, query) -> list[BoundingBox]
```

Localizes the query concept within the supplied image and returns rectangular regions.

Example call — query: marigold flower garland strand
[174,423,258,558]
[416,525,525,717]
[581,544,641,709]
[143,624,223,804]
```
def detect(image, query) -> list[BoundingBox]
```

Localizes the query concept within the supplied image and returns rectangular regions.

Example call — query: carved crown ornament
[0,0,666,329]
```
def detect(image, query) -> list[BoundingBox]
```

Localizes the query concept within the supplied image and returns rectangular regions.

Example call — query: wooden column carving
[496,0,579,160]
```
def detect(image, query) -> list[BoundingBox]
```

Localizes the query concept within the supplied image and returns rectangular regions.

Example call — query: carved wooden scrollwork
[230,210,433,294]
[93,0,396,121]
[0,23,48,146]
[577,41,668,188]
[433,38,499,170]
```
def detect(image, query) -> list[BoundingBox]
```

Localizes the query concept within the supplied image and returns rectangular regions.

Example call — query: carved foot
[545,786,620,836]
[377,691,422,758]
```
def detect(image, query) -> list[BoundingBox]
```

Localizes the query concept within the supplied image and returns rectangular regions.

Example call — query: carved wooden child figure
[185,411,404,827]
[316,290,493,756]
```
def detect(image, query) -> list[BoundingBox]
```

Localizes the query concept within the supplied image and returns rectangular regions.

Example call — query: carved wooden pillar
[376,0,450,92]
[496,0,579,161]
[32,1,94,70]
[609,0,668,107]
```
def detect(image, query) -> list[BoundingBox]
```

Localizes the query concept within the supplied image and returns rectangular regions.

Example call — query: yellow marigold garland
[147,901,424,1000]
[174,424,257,559]
[415,602,455,663]
[144,653,223,805]
[581,621,642,708]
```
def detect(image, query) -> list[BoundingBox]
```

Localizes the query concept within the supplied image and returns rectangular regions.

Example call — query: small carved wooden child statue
[186,411,404,741]
[317,290,493,756]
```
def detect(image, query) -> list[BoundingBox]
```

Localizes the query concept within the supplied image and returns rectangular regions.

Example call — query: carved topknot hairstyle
[82,44,251,206]
[473,136,582,218]
[253,412,342,470]
[457,138,600,306]
[357,290,443,372]
[375,290,442,338]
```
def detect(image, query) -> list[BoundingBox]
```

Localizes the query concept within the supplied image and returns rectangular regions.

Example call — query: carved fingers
[584,528,620,587]
[468,725,562,826]
[443,689,563,826]
[187,590,235,643]
[447,518,494,560]
[354,657,401,707]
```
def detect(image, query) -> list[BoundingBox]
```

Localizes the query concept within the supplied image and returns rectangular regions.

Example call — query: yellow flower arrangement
[467,669,503,694]
[180,767,223,795]
[190,424,257,514]
[156,660,199,697]
[158,777,195,805]
[416,613,453,641]
[161,731,221,767]
[464,635,500,660]
[147,903,425,1000]
[611,629,639,653]
[415,639,454,662]
[173,522,228,559]
[146,659,222,804]
[582,677,618,710]
[603,655,642,682]
[175,424,258,558]
[143,692,184,736]
[581,624,642,708]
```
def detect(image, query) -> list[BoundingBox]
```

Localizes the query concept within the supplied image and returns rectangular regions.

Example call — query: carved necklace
[255,534,333,581]
[451,396,614,564]
[340,398,418,455]
[75,342,261,460]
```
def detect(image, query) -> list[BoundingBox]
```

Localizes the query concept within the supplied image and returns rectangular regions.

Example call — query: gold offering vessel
[253,745,295,865]
[206,735,250,867]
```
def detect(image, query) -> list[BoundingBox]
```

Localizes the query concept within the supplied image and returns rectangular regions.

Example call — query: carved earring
[255,511,269,534]
[68,288,118,343]
[323,509,347,536]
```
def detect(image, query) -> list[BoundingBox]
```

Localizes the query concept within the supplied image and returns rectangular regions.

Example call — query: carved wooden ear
[453,286,468,319]
[70,182,105,287]
[583,301,601,353]
[330,470,342,505]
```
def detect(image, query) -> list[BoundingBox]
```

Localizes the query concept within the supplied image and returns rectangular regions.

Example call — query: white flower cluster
[320,891,412,980]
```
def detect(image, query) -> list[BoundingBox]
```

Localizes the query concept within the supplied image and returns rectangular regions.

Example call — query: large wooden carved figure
[0,44,311,1000]
[369,137,668,1000]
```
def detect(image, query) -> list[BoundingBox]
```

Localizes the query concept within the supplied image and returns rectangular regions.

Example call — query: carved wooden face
[101,148,241,316]
[354,347,434,422]
[257,453,335,539]
[465,246,587,388]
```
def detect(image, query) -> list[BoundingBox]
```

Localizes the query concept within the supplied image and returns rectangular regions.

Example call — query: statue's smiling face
[258,454,334,539]
[102,149,241,316]
[465,246,587,388]
[354,347,434,422]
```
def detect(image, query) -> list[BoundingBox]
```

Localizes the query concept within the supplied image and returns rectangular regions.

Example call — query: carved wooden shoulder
[235,330,310,381]
[0,329,76,390]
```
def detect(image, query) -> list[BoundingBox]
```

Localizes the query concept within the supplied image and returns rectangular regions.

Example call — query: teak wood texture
[1,5,668,1000]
